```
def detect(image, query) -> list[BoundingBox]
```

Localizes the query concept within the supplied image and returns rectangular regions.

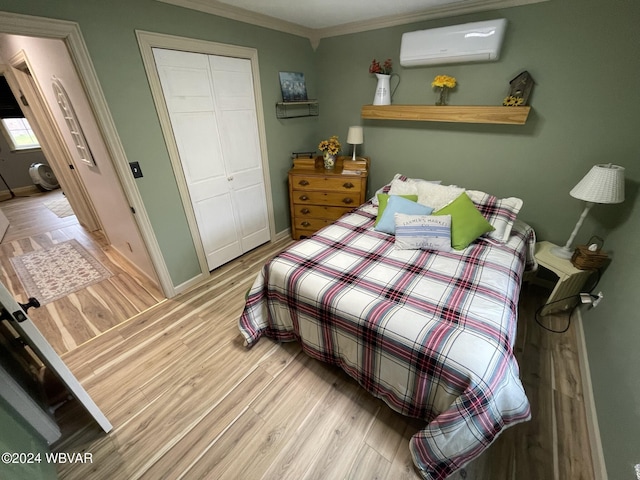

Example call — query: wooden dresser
[288,155,370,240]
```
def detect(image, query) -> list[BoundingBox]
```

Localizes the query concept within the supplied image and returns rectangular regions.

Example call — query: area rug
[43,197,74,218]
[10,239,112,304]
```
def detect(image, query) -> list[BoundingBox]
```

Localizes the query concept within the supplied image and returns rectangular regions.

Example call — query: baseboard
[274,228,291,242]
[0,185,41,201]
[109,244,163,294]
[574,309,608,480]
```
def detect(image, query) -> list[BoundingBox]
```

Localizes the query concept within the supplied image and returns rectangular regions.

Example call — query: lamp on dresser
[551,163,625,259]
[347,126,364,160]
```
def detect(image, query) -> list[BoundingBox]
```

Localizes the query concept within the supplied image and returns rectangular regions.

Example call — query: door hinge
[130,206,136,214]
[69,164,75,170]
[19,93,29,107]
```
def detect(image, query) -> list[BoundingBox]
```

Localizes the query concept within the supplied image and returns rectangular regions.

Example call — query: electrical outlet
[580,293,592,304]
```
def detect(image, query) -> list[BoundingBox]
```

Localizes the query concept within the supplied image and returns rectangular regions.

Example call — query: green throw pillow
[433,192,494,250]
[376,194,418,225]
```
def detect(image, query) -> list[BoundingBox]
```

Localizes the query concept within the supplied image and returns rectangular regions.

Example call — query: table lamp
[551,163,625,259]
[347,126,363,160]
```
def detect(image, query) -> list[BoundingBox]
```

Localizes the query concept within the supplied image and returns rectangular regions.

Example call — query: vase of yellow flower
[318,135,341,169]
[432,75,457,106]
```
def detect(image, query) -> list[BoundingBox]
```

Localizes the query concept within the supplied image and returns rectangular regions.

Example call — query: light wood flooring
[0,190,164,355]
[51,236,596,480]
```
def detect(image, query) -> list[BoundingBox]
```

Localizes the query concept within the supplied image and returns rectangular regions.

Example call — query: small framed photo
[279,72,308,102]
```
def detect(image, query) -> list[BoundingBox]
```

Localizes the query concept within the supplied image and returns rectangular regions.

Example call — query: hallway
[0,189,163,355]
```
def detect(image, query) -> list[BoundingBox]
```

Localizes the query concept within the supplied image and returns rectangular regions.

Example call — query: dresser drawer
[293,204,353,220]
[290,175,362,193]
[292,217,333,232]
[291,190,361,207]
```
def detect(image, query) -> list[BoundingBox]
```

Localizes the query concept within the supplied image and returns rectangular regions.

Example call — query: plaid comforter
[238,203,536,479]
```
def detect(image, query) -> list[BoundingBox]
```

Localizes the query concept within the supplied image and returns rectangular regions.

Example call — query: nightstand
[288,156,369,240]
[533,241,595,314]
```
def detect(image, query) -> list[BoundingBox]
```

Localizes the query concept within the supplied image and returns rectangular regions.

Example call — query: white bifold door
[153,48,270,271]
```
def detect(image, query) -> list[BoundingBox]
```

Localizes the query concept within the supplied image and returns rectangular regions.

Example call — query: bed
[238,175,536,479]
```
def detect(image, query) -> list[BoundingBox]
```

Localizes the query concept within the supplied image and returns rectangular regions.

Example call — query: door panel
[0,281,111,433]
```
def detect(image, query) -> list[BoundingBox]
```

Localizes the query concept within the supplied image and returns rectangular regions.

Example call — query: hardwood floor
[50,237,596,480]
[0,190,164,355]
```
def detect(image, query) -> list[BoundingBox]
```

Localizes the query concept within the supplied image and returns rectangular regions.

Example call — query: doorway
[0,28,164,354]
[137,31,277,274]
[153,48,271,270]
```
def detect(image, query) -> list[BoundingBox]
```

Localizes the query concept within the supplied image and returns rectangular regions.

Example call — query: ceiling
[158,0,548,47]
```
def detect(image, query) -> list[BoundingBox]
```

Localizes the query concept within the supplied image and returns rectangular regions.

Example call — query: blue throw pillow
[374,195,434,234]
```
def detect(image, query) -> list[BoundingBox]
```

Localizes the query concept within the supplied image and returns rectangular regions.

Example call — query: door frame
[0,11,174,297]
[136,30,277,275]
[1,57,101,233]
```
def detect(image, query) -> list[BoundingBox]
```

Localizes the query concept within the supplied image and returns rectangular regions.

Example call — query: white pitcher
[373,73,400,105]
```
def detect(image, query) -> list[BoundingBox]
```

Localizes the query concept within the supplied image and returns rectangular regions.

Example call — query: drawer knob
[301,221,311,227]
[301,208,310,214]
[298,180,310,186]
[299,195,309,201]
[343,198,354,204]
[343,182,354,189]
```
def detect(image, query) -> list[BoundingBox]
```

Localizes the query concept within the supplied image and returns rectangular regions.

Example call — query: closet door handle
[342,182,354,189]
[298,180,310,186]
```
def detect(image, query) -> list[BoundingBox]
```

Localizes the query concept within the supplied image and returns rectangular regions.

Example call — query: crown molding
[157,0,310,39]
[157,0,550,49]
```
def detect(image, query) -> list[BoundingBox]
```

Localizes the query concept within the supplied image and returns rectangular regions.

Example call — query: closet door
[208,55,270,253]
[153,48,269,270]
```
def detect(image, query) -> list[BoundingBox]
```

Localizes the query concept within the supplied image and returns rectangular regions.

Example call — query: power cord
[534,268,602,334]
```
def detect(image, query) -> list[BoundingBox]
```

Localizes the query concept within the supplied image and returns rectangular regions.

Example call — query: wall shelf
[361,104,531,125]
[276,100,319,119]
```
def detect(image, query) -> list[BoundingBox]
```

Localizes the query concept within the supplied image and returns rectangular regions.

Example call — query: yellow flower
[503,95,524,106]
[432,75,457,89]
[318,135,341,155]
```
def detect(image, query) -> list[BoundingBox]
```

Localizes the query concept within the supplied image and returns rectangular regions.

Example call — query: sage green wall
[315,0,640,478]
[0,0,638,477]
[0,0,318,285]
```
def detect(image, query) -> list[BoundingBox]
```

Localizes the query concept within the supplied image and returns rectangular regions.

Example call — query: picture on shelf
[279,72,308,102]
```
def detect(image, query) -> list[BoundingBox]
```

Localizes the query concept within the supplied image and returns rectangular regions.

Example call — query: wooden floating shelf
[361,104,531,125]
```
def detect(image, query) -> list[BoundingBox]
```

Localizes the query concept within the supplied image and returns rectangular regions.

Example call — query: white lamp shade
[347,126,364,145]
[570,164,625,204]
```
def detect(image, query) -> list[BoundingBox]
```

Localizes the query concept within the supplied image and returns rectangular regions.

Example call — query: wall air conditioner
[400,19,507,67]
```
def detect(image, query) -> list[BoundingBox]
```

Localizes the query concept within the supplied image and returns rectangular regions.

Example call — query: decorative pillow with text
[394,213,452,252]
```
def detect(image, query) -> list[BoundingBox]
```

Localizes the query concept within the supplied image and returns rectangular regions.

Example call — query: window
[1,117,40,151]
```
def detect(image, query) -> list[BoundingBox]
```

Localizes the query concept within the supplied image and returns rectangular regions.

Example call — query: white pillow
[415,183,465,210]
[394,213,452,252]
[389,176,441,197]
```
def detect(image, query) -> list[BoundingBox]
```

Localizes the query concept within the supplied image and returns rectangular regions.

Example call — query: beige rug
[43,196,74,218]
[10,239,112,304]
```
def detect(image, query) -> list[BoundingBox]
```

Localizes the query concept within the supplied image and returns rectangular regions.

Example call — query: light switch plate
[129,162,143,178]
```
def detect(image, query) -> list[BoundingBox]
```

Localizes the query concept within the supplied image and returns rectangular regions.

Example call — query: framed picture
[279,72,308,102]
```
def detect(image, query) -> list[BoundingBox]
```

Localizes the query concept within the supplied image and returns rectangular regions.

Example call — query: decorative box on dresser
[289,155,370,240]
